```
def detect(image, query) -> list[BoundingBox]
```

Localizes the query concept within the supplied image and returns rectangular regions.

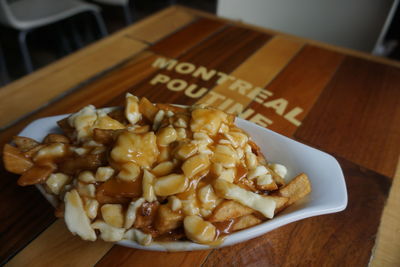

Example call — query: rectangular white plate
[18,113,347,251]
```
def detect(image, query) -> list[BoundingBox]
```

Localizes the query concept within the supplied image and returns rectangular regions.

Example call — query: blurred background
[0,0,399,86]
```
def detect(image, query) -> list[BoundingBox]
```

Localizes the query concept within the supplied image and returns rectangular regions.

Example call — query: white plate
[18,114,348,251]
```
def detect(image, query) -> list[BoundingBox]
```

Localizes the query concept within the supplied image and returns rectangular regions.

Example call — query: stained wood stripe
[0,18,226,265]
[150,18,226,57]
[96,247,211,267]
[5,220,113,267]
[202,158,390,266]
[197,35,304,108]
[295,56,400,178]
[243,45,344,136]
[109,26,271,107]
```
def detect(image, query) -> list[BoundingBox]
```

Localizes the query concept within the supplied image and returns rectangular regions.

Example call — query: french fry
[17,165,55,186]
[12,136,39,152]
[154,204,184,234]
[3,144,33,174]
[274,173,311,206]
[231,214,262,232]
[43,134,70,144]
[208,200,254,222]
[93,128,119,145]
[107,109,128,124]
[139,97,159,122]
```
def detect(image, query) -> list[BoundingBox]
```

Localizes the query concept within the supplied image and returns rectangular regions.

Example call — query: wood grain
[246,45,344,136]
[372,158,400,266]
[180,5,400,68]
[202,159,391,267]
[115,26,271,107]
[295,56,400,178]
[96,247,211,267]
[124,6,195,44]
[5,220,113,267]
[197,35,304,108]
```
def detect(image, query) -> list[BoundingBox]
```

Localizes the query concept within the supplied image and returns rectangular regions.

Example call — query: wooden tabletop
[1,6,399,267]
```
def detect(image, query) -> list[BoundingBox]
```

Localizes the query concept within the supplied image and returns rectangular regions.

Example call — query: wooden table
[1,6,399,267]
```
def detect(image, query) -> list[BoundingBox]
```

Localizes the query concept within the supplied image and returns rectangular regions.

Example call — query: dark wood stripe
[96,248,211,267]
[201,158,390,266]
[106,26,272,107]
[150,18,226,57]
[295,56,400,178]
[245,45,344,136]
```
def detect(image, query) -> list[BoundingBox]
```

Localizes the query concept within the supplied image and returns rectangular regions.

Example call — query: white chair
[92,0,133,24]
[0,0,108,73]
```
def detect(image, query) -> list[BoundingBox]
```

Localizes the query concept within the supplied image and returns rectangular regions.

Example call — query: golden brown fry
[57,118,74,139]
[274,173,311,206]
[58,153,107,175]
[267,166,286,187]
[139,97,159,122]
[154,205,184,234]
[134,202,159,229]
[23,144,45,159]
[208,200,254,222]
[12,136,39,152]
[231,214,262,232]
[43,134,70,144]
[17,165,55,186]
[107,109,128,124]
[93,128,119,145]
[3,144,34,174]
[256,180,278,191]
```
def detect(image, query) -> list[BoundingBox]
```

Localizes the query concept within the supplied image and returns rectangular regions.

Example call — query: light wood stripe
[5,220,113,267]
[197,36,303,108]
[0,37,147,129]
[367,160,400,267]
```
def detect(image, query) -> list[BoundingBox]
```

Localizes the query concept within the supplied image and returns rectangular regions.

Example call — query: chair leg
[123,4,133,25]
[18,30,33,73]
[91,11,108,38]
[0,44,10,86]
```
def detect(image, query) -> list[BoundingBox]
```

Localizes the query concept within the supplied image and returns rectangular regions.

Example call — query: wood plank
[197,35,304,108]
[372,158,400,266]
[5,220,113,267]
[96,247,211,267]
[150,18,225,57]
[0,37,147,129]
[243,45,344,136]
[110,26,271,107]
[0,18,225,264]
[202,159,391,266]
[0,166,55,264]
[178,5,400,68]
[124,6,196,44]
[295,56,400,178]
